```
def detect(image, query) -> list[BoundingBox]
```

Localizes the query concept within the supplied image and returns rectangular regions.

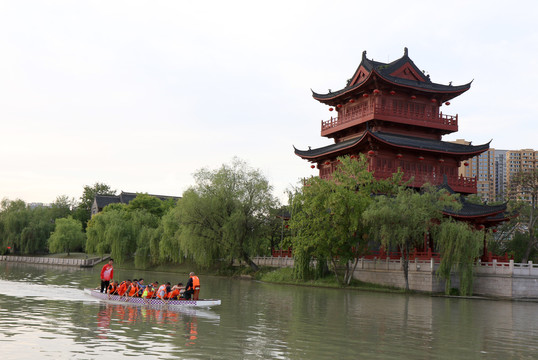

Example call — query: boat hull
[85,289,221,308]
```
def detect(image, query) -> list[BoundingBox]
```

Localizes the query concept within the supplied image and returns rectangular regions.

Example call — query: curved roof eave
[312,69,472,102]
[370,132,490,156]
[294,134,366,159]
[294,131,490,160]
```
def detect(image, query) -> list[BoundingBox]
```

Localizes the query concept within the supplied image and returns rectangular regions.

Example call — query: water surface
[1,262,537,359]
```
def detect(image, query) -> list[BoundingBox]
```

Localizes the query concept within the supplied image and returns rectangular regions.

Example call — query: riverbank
[102,257,410,294]
[0,253,106,268]
[0,253,481,297]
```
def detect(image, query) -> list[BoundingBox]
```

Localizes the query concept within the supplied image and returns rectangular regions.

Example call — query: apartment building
[453,143,537,203]
[506,149,538,202]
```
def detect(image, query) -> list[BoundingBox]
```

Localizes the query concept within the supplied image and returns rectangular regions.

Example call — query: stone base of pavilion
[246,256,538,299]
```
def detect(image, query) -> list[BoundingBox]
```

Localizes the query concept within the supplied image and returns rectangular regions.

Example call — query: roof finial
[362,50,367,59]
[404,47,408,56]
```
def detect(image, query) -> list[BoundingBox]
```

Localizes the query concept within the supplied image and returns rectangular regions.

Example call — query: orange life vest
[117,282,129,296]
[167,289,180,299]
[107,283,117,294]
[157,284,167,299]
[191,276,200,289]
[128,283,139,297]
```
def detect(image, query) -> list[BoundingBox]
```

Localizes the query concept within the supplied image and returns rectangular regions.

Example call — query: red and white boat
[85,288,221,308]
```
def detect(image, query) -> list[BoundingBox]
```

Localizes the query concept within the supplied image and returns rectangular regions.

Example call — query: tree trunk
[331,258,341,285]
[403,244,410,291]
[522,235,536,263]
[241,252,259,272]
[522,195,537,263]
[346,258,359,285]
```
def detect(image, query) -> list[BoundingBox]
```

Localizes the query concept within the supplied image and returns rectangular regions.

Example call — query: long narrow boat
[85,288,221,308]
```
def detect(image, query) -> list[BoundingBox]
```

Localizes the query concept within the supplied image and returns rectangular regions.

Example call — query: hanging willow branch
[435,220,482,295]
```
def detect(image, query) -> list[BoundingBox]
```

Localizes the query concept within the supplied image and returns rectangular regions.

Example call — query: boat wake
[0,279,98,303]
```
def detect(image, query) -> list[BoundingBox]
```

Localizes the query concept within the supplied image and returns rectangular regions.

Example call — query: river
[1,262,537,359]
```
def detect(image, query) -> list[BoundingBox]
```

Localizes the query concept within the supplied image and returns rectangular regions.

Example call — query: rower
[184,272,200,300]
[156,282,170,300]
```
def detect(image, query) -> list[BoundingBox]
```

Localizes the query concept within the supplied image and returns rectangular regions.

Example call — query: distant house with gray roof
[91,191,181,217]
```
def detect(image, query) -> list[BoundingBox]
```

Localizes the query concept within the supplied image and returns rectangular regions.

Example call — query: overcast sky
[1,0,537,205]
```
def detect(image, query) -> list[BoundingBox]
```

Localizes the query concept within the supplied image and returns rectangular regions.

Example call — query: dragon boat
[85,288,221,308]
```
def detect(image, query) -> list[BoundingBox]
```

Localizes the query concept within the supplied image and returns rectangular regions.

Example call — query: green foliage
[177,158,277,270]
[509,170,538,262]
[78,183,116,211]
[85,195,163,265]
[363,185,461,290]
[434,220,482,296]
[289,155,395,285]
[74,182,116,229]
[48,216,86,255]
[50,195,75,219]
[158,205,183,263]
[0,199,74,255]
[492,232,537,263]
[127,193,167,217]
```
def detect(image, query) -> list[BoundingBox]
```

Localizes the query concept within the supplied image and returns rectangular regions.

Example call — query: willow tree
[85,205,136,264]
[48,217,86,256]
[85,196,163,266]
[158,205,183,263]
[435,220,482,295]
[363,186,460,291]
[177,158,277,271]
[289,155,400,285]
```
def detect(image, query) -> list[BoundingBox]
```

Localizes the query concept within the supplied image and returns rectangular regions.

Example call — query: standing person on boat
[183,272,200,300]
[100,259,114,293]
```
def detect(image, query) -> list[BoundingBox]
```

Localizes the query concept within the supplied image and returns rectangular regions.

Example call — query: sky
[1,0,537,205]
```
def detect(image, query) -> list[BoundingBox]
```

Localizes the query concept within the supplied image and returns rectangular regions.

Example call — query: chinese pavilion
[294,48,509,261]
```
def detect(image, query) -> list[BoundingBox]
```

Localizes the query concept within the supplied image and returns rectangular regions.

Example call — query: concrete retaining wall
[251,256,538,299]
[0,255,107,268]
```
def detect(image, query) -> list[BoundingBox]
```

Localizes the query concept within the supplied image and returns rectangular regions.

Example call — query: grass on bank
[256,267,406,293]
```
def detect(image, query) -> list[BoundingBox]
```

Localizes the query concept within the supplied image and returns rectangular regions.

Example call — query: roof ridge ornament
[404,47,408,56]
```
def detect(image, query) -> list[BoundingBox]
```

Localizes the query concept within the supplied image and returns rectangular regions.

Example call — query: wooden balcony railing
[371,168,476,193]
[321,103,458,133]
[321,168,477,193]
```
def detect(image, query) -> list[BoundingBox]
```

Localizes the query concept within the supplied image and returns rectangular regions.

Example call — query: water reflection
[96,303,199,345]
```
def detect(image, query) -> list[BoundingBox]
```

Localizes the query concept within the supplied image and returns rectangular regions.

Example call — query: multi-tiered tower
[295,48,488,193]
[294,48,510,261]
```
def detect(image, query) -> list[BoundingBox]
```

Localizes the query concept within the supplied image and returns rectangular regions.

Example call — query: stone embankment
[0,255,108,268]
[250,256,538,299]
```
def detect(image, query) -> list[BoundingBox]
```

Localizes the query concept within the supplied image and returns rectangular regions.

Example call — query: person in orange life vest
[183,272,200,300]
[107,281,118,295]
[100,258,114,293]
[156,282,170,300]
[127,279,140,297]
[167,283,183,300]
[117,280,131,296]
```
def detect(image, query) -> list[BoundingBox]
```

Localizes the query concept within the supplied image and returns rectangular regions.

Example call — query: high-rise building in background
[452,139,496,203]
[506,149,538,202]
[454,145,537,203]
